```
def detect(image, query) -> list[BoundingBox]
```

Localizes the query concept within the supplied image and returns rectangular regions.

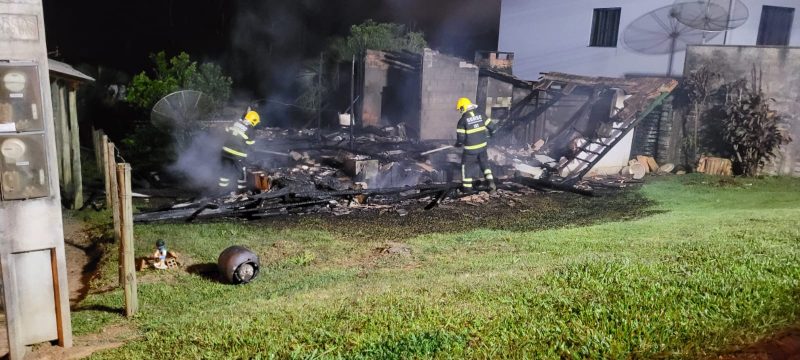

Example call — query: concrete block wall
[362,50,390,128]
[685,45,800,176]
[420,48,479,140]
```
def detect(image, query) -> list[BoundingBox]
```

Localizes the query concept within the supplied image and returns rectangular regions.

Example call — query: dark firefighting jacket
[455,109,497,154]
[222,119,256,158]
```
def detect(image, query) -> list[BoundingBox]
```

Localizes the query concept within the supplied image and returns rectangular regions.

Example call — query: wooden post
[102,134,110,206]
[68,87,83,209]
[58,85,72,193]
[117,163,138,317]
[91,128,97,168]
[92,128,103,172]
[106,142,123,285]
[51,80,63,183]
[50,248,73,348]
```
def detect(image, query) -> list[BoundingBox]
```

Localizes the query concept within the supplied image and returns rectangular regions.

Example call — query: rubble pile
[134,176,577,223]
[134,125,599,223]
[140,113,676,223]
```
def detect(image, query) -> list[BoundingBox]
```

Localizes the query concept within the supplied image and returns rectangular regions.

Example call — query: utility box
[0,63,51,200]
[1,133,50,199]
[0,62,50,200]
[0,1,73,358]
[0,63,45,132]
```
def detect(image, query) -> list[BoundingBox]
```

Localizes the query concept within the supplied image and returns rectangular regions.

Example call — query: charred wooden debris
[134,70,678,223]
[133,124,599,223]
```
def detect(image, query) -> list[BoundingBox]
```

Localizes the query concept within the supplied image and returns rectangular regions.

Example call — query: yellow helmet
[456,97,473,113]
[244,110,260,127]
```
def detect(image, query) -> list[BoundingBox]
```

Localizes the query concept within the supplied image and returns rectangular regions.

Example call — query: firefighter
[455,97,497,192]
[219,110,260,193]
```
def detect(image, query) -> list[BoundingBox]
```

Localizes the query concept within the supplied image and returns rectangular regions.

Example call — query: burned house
[479,71,677,182]
[357,48,479,140]
[354,48,678,183]
[136,50,680,222]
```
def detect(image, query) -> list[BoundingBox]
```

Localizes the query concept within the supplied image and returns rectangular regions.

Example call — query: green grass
[74,175,800,359]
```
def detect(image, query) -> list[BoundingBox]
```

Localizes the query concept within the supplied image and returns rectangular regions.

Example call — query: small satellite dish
[150,90,215,131]
[623,4,721,76]
[672,0,749,32]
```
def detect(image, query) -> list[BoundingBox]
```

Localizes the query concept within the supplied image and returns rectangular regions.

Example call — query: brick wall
[420,49,479,140]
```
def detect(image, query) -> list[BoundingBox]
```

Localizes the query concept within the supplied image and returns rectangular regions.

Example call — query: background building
[499,0,799,79]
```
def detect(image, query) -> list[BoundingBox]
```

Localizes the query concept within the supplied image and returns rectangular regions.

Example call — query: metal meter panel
[0,63,44,133]
[0,133,49,200]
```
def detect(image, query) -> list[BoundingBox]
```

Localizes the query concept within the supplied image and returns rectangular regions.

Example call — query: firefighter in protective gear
[455,97,497,192]
[219,110,260,193]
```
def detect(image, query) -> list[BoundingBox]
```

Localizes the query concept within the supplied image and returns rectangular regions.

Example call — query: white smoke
[167,129,227,195]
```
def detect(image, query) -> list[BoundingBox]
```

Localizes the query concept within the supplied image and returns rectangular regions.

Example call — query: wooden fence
[93,129,138,317]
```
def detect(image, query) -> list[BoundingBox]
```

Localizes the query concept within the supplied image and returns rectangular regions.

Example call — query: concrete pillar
[0,1,73,358]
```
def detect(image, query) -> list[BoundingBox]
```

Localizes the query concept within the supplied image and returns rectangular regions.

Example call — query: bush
[719,69,792,176]
[126,51,231,110]
[329,20,427,62]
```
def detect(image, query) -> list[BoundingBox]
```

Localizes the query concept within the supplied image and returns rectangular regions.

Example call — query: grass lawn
[73,175,800,359]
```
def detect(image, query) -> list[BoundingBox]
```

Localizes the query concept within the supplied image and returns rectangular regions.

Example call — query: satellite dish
[672,0,749,31]
[150,90,215,131]
[623,5,721,76]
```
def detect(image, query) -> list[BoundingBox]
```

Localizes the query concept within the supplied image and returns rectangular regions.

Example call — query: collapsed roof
[491,72,678,184]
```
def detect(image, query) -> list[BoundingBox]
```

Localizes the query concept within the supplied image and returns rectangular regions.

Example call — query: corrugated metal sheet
[48,59,94,82]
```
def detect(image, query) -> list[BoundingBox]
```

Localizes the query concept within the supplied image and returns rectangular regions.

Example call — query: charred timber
[514,177,595,197]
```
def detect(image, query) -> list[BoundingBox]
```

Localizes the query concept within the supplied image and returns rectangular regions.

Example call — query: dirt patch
[26,323,139,360]
[62,217,106,305]
[717,329,800,360]
[375,242,412,256]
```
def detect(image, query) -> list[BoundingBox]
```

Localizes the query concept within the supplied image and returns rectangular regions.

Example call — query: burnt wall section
[420,48,479,140]
[631,97,673,164]
[537,89,592,143]
[476,76,513,120]
[360,50,421,136]
[685,45,800,176]
[475,67,536,146]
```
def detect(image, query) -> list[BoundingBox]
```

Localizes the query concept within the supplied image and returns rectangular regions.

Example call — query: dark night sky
[41,0,501,91]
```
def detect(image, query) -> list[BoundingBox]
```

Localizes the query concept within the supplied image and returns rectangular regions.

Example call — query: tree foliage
[718,69,791,176]
[126,51,232,110]
[681,65,722,162]
[329,20,427,61]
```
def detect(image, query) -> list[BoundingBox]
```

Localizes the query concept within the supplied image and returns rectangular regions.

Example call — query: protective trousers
[461,151,493,189]
[219,154,247,191]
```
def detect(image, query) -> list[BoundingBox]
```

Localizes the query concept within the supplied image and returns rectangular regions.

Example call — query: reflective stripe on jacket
[456,110,496,154]
[222,119,255,157]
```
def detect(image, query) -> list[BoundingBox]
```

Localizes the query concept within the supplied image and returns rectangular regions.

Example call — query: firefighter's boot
[460,184,476,195]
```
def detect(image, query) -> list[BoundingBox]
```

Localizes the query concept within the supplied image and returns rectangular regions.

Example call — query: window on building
[590,8,622,47]
[757,6,795,46]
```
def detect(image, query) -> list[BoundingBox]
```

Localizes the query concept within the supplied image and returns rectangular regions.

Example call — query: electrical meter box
[0,63,45,132]
[0,62,50,200]
[1,133,49,199]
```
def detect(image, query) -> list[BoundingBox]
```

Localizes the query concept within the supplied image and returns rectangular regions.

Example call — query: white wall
[499,0,800,80]
[588,131,635,176]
